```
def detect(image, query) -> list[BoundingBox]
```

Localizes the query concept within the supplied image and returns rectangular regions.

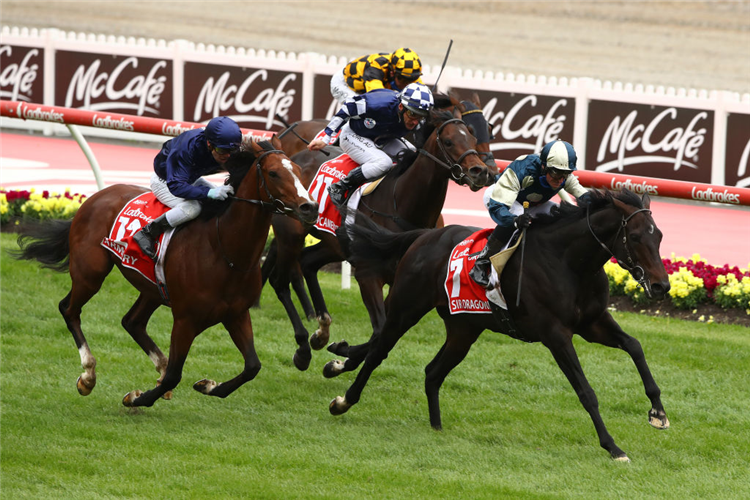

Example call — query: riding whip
[275,113,330,156]
[431,39,454,93]
[516,201,529,307]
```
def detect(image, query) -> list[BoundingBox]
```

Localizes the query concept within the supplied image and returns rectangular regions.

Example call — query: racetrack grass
[1,232,749,499]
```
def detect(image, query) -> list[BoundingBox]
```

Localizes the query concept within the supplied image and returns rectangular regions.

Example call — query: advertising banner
[450,87,576,161]
[725,112,750,189]
[0,44,44,103]
[586,100,714,183]
[54,50,173,118]
[183,62,302,131]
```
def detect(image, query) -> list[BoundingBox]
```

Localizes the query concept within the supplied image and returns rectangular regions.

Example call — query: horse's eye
[631,233,641,244]
[268,171,279,179]
[444,140,453,148]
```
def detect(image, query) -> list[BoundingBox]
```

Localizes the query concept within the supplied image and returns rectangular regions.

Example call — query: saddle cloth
[444,228,524,314]
[100,192,174,287]
[309,153,375,236]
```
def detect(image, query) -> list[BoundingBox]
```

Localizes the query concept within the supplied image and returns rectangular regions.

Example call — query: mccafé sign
[725,112,750,189]
[586,101,713,184]
[183,62,303,131]
[0,44,44,103]
[54,50,173,118]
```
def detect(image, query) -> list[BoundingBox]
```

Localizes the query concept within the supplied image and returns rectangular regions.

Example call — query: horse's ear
[271,134,283,151]
[471,92,481,107]
[453,105,462,120]
[641,192,651,209]
[247,140,263,155]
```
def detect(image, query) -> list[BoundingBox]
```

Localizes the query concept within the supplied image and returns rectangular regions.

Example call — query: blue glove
[207,185,234,201]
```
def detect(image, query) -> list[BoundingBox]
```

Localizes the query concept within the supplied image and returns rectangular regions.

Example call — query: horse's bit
[587,205,654,294]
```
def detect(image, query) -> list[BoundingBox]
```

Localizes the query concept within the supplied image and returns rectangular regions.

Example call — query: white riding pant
[150,173,217,227]
[330,68,357,102]
[339,123,415,180]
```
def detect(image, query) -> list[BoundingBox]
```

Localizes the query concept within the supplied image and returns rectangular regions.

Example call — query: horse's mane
[531,189,644,229]
[199,140,277,220]
[390,108,456,178]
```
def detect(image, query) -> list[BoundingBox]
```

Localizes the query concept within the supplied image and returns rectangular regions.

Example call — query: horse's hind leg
[424,320,482,430]
[121,294,172,399]
[193,310,261,398]
[61,254,115,396]
[579,311,669,430]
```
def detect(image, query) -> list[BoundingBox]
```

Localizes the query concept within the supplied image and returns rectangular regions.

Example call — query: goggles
[211,143,239,155]
[404,108,426,120]
[546,167,570,181]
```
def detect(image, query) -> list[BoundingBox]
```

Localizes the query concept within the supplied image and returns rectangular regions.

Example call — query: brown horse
[12,137,318,407]
[263,105,493,372]
[327,190,671,461]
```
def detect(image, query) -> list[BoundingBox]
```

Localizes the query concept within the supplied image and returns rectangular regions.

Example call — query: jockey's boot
[469,227,511,289]
[133,214,172,260]
[328,167,367,207]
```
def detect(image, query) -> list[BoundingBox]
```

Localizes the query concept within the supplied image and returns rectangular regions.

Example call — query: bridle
[586,204,654,295]
[417,118,481,186]
[217,148,297,269]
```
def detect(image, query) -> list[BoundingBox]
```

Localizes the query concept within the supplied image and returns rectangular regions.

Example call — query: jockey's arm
[487,168,521,228]
[165,150,209,200]
[563,173,589,199]
[362,62,387,92]
[312,95,366,149]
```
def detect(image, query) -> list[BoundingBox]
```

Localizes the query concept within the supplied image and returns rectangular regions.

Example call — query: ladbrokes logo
[609,178,659,196]
[484,95,570,153]
[190,67,298,129]
[0,46,41,102]
[596,108,708,172]
[16,103,65,123]
[62,55,168,115]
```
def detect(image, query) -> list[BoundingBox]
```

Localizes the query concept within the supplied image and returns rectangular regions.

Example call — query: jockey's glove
[514,213,532,229]
[207,185,235,201]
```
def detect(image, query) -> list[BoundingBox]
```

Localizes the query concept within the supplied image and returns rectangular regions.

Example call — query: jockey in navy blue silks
[134,116,242,260]
[308,82,434,207]
[469,139,590,288]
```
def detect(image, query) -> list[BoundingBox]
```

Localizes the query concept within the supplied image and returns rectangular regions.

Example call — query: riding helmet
[540,139,577,171]
[390,47,422,81]
[400,82,434,117]
[205,116,242,149]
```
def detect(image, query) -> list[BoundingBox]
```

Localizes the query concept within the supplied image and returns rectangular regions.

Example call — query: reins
[217,149,293,269]
[586,204,653,292]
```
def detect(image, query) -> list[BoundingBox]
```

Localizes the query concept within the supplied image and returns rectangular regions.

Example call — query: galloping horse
[266,106,492,371]
[326,189,671,461]
[12,138,318,407]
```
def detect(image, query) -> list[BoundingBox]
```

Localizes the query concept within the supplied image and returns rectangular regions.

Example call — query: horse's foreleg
[269,264,311,371]
[193,310,261,398]
[121,294,171,399]
[300,244,341,350]
[579,312,669,430]
[290,263,316,320]
[424,321,481,430]
[544,334,629,462]
[123,319,197,407]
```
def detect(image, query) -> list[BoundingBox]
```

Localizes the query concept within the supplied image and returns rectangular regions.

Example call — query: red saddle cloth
[444,228,494,314]
[309,153,359,236]
[100,192,169,285]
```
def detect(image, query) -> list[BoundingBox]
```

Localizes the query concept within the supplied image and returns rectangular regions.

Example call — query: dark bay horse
[265,106,493,371]
[327,189,671,461]
[12,138,318,407]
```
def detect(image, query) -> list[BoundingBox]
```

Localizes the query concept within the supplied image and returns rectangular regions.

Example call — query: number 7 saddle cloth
[100,192,175,287]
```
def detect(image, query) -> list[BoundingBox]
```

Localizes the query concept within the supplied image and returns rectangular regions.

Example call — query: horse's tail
[337,208,429,265]
[10,219,72,272]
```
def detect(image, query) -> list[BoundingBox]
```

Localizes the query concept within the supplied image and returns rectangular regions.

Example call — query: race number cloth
[309,153,365,235]
[101,192,171,285]
[444,228,495,314]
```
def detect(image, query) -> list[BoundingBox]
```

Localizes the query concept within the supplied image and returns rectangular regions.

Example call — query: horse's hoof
[613,455,631,463]
[329,396,351,415]
[161,391,173,400]
[122,390,143,407]
[293,350,311,371]
[323,359,345,378]
[327,341,349,356]
[193,379,218,395]
[649,409,670,429]
[310,331,328,351]
[76,375,95,396]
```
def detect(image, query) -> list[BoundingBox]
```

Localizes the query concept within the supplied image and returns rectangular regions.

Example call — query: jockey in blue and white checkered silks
[308,82,435,207]
[469,139,591,288]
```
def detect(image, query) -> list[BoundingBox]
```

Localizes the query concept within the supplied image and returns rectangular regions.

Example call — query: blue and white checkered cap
[541,139,577,171]
[400,82,434,116]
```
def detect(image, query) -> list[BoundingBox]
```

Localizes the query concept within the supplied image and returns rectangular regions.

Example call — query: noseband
[587,205,654,295]
[417,118,481,185]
